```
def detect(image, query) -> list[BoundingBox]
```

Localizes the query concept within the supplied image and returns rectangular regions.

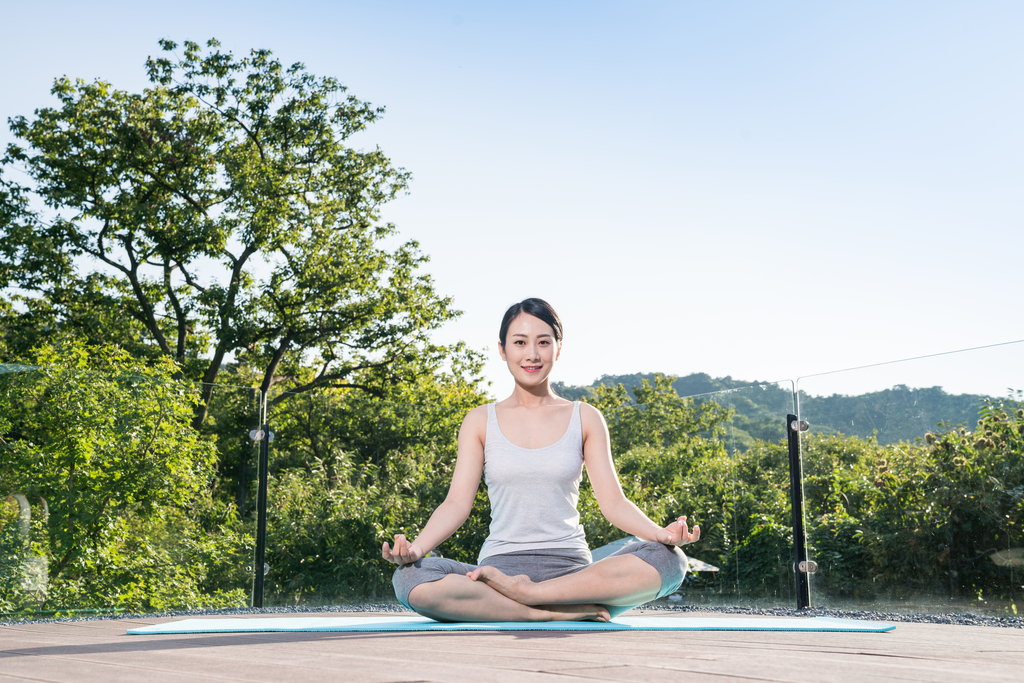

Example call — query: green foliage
[0,38,461,433]
[0,343,248,612]
[586,373,733,452]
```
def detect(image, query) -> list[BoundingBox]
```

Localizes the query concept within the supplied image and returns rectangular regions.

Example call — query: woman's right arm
[382,405,487,565]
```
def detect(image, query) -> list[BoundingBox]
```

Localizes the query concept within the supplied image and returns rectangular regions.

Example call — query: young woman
[383,298,700,622]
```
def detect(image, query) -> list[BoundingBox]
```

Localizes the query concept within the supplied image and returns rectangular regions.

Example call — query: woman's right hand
[382,534,424,565]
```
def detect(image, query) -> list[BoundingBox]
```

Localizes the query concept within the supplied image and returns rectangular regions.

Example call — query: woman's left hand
[656,515,700,546]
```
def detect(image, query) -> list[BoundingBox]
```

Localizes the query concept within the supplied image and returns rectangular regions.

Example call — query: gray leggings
[392,542,687,619]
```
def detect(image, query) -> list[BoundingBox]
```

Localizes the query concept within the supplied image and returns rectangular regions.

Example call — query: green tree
[587,373,732,453]
[0,342,247,611]
[0,39,460,428]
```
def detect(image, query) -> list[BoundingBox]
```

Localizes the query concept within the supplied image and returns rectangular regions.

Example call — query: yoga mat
[128,615,894,634]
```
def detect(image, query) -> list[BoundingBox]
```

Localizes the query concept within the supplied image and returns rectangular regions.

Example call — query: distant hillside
[554,373,994,448]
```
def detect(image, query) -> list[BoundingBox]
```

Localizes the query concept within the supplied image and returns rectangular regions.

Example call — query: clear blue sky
[2,1,1021,397]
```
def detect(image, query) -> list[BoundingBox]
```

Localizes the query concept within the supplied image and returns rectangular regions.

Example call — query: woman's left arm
[581,403,700,546]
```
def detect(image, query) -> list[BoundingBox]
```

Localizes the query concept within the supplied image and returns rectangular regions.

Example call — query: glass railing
[3,339,1021,617]
[797,342,1023,616]
[0,365,261,618]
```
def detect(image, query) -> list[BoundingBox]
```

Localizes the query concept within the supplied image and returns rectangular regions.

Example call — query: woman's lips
[522,366,541,373]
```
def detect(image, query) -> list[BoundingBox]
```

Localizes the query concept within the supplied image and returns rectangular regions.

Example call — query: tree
[587,373,732,453]
[0,39,460,428]
[0,342,247,610]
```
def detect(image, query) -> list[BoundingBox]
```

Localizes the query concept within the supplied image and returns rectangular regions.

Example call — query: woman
[384,298,700,622]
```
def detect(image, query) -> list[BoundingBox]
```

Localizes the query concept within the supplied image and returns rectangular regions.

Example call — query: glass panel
[797,342,1024,615]
[263,390,474,606]
[661,381,798,608]
[0,365,45,618]
[0,366,260,618]
[262,382,806,610]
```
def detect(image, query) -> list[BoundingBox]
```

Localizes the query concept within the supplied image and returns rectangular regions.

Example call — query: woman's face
[499,313,561,386]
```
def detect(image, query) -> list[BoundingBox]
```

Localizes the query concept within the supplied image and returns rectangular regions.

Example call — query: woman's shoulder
[460,403,490,432]
[463,403,490,420]
[578,401,608,430]
[456,404,490,448]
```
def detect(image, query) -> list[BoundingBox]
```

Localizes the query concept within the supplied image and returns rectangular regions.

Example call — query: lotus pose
[384,298,700,622]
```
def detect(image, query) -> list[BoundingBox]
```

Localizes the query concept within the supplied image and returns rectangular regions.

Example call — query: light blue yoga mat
[127,615,894,634]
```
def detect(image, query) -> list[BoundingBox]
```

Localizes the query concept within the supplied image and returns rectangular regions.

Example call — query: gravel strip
[637,603,1024,629]
[3,602,1021,629]
[0,603,408,627]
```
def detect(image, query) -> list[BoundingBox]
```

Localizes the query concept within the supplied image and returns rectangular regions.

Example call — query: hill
[554,373,993,447]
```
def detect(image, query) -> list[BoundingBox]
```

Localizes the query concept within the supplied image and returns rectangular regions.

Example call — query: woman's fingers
[383,535,419,564]
[397,534,414,560]
[653,515,703,548]
[666,515,700,546]
[383,534,424,565]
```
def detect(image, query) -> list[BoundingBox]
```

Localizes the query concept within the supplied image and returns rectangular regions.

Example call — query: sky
[1,1,1021,398]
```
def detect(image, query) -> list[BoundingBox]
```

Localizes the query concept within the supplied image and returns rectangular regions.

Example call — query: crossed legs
[405,553,662,622]
[407,574,612,622]
[468,553,662,607]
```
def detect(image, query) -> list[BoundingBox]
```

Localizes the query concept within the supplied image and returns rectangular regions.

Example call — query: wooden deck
[1,611,1021,682]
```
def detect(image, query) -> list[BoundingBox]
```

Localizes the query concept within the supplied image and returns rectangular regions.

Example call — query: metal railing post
[786,414,813,609]
[252,423,270,608]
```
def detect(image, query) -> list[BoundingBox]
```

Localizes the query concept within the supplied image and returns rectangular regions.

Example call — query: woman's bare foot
[466,567,611,621]
[537,603,610,622]
[467,566,537,604]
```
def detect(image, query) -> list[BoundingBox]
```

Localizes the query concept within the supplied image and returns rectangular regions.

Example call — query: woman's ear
[555,341,562,361]
[498,342,507,361]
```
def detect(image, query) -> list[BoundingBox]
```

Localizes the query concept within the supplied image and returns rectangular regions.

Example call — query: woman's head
[498,298,563,348]
[498,299,563,387]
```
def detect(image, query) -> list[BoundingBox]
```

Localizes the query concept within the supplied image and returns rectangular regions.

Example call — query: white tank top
[477,401,591,562]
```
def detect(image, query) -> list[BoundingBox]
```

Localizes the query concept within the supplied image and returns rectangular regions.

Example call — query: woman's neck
[506,380,563,408]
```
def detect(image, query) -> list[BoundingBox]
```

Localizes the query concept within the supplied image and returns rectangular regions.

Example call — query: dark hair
[498,298,563,347]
